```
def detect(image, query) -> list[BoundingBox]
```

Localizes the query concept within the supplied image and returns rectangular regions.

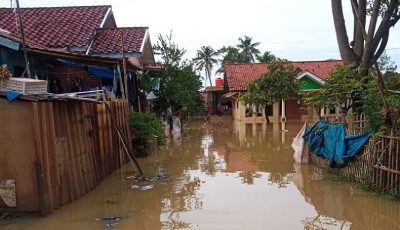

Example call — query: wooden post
[121,34,129,103]
[15,0,32,79]
[117,64,126,100]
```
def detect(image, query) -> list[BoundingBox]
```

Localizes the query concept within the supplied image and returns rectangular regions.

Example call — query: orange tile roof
[225,60,343,91]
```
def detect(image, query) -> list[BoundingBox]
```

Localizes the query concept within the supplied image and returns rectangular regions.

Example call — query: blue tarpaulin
[56,59,115,79]
[6,91,21,102]
[303,120,370,168]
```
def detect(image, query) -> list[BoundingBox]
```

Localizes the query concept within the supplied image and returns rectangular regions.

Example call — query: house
[0,5,155,109]
[0,5,156,214]
[223,60,343,122]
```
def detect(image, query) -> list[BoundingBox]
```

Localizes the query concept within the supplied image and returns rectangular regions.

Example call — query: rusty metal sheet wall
[0,98,131,215]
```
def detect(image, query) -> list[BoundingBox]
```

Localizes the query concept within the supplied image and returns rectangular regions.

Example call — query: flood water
[1,119,400,230]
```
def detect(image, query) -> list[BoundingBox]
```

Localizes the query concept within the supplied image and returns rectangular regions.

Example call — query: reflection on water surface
[1,120,399,230]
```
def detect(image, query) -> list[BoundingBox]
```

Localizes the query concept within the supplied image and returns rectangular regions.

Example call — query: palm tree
[237,35,261,63]
[216,46,248,73]
[257,51,277,63]
[193,46,218,86]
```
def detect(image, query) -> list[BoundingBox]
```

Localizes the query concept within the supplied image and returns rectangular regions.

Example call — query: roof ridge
[0,5,111,10]
[225,59,342,66]
[97,27,148,31]
[289,59,342,63]
[225,63,267,66]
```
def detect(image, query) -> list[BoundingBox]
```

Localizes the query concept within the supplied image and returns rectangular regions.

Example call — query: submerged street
[1,120,399,230]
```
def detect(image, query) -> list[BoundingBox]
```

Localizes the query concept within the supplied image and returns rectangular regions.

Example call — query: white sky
[2,0,400,85]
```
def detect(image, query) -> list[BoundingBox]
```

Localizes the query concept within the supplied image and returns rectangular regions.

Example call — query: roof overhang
[0,35,20,51]
[89,52,142,59]
[141,30,155,66]
[28,47,142,70]
[221,92,238,99]
[296,71,325,85]
[206,86,224,92]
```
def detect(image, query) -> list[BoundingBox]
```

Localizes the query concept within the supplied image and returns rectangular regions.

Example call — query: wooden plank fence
[0,98,132,215]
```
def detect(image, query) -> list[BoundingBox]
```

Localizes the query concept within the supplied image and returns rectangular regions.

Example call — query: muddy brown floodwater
[1,119,400,230]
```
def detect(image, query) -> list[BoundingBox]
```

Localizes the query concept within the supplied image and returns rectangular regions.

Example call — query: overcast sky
[2,0,400,84]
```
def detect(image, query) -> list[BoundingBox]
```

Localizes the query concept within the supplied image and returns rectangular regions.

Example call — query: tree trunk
[351,0,366,59]
[331,0,357,66]
[206,67,213,86]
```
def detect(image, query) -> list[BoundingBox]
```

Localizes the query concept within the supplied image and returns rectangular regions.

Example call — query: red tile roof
[89,27,147,54]
[225,60,343,91]
[0,6,111,49]
[0,29,47,49]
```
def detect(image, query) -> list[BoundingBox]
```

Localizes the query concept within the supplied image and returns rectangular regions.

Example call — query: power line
[385,47,400,50]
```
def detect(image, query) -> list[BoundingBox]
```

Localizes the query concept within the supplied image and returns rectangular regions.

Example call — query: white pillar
[320,107,325,117]
[281,99,286,121]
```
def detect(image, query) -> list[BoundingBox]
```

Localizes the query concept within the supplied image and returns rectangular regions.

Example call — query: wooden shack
[0,95,132,215]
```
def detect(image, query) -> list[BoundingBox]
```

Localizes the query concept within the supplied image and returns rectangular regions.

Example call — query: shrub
[128,112,165,141]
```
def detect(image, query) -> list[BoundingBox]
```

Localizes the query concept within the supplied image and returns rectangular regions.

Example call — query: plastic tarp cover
[303,120,370,168]
[292,122,310,163]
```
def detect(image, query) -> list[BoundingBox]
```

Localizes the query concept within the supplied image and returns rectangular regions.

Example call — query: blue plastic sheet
[303,120,370,168]
[6,91,22,102]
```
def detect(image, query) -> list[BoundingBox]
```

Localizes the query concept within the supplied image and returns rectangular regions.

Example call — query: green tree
[237,35,261,63]
[153,31,186,67]
[257,51,277,63]
[193,46,219,86]
[152,32,204,116]
[240,60,299,107]
[384,71,400,90]
[216,46,247,73]
[378,51,398,72]
[301,66,365,117]
[331,0,400,74]
[155,64,204,116]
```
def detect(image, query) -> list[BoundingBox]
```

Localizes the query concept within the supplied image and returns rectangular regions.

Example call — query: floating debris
[95,216,122,222]
[150,174,171,183]
[95,216,123,228]
[105,222,119,228]
[126,174,171,184]
[130,184,154,191]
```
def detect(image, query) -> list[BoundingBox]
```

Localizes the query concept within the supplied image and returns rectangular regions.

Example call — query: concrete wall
[231,95,280,123]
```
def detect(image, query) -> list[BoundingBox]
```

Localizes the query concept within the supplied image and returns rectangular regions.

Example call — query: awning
[221,92,238,99]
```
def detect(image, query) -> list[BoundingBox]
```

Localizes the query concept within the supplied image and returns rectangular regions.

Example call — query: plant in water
[129,112,165,142]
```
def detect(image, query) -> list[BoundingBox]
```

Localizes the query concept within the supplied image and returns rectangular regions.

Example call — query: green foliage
[363,80,386,133]
[216,46,248,73]
[363,79,400,134]
[153,31,186,67]
[237,35,261,63]
[154,64,204,116]
[193,46,219,86]
[257,51,277,63]
[302,64,400,134]
[377,51,397,72]
[301,65,364,115]
[138,73,160,93]
[152,32,205,117]
[384,71,400,90]
[129,112,165,141]
[240,60,299,106]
